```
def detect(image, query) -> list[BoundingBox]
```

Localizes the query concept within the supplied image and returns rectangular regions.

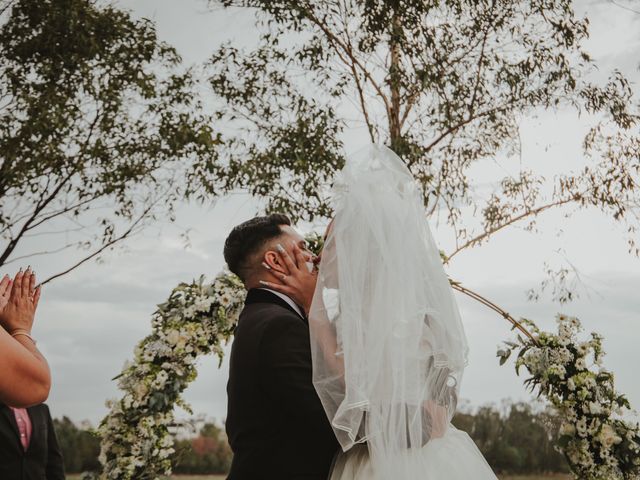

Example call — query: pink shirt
[10,407,32,450]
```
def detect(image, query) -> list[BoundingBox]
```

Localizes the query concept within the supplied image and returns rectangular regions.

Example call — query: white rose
[134,382,149,400]
[589,402,603,415]
[598,424,622,449]
[167,330,180,345]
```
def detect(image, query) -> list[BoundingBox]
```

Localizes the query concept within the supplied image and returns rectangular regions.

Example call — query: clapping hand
[0,274,12,314]
[0,268,41,334]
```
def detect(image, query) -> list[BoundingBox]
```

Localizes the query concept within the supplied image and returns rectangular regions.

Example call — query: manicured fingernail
[18,267,23,273]
[276,244,285,253]
[259,280,268,286]
[261,262,271,270]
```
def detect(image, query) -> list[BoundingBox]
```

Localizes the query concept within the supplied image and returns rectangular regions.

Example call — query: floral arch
[97,263,640,479]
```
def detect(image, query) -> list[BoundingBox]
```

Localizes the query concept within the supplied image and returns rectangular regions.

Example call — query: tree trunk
[389,12,402,149]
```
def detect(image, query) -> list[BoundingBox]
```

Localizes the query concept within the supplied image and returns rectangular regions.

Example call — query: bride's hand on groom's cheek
[259,243,317,316]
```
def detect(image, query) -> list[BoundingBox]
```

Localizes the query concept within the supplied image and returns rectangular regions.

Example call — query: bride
[268,144,498,479]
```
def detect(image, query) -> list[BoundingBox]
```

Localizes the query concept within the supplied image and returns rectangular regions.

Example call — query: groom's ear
[263,250,286,273]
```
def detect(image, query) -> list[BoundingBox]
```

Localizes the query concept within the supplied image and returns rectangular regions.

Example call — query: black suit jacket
[226,288,339,480]
[0,403,65,480]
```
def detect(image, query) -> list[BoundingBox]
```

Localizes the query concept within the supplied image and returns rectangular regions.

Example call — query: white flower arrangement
[498,314,640,479]
[97,272,245,480]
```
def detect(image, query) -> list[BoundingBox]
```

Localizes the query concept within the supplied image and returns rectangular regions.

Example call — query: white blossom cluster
[498,315,640,479]
[97,273,245,480]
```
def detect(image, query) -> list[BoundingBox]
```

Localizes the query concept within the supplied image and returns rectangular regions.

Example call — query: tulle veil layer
[309,144,470,478]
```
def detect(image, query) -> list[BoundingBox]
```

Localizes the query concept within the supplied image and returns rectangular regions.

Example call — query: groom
[223,214,339,480]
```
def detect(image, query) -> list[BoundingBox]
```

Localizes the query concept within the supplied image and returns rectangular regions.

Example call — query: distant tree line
[172,422,232,474]
[52,417,101,474]
[453,401,569,475]
[52,415,232,476]
[52,400,568,475]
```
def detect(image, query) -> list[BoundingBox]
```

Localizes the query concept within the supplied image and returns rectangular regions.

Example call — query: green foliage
[53,416,101,474]
[209,0,639,275]
[0,0,220,279]
[499,315,640,478]
[62,402,571,476]
[173,422,232,474]
[454,402,568,475]
[208,42,345,220]
[98,273,244,479]
[304,231,325,256]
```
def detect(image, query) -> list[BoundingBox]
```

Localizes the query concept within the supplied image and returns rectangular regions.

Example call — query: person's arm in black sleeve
[44,405,65,480]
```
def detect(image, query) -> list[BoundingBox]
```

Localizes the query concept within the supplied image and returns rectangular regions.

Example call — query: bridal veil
[309,144,470,479]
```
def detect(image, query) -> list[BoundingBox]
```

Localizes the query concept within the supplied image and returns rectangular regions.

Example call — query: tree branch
[446,196,576,262]
[0,168,78,265]
[341,6,376,143]
[422,95,527,154]
[39,201,157,285]
[450,279,539,346]
[26,195,100,231]
[3,243,77,265]
[303,7,392,117]
[468,14,491,118]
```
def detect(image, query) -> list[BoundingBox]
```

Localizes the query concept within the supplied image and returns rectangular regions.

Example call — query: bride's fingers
[276,243,298,273]
[261,266,289,286]
[272,270,291,285]
[292,243,309,272]
[258,280,292,296]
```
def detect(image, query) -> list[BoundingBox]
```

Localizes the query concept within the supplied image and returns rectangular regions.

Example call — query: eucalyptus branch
[342,16,375,142]
[26,195,101,231]
[0,167,78,266]
[446,197,576,262]
[303,8,392,117]
[450,279,539,346]
[39,201,156,286]
[3,243,77,265]
[468,14,491,117]
[423,97,525,154]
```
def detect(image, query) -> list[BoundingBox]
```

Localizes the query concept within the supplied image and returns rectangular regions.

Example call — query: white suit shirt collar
[259,288,305,319]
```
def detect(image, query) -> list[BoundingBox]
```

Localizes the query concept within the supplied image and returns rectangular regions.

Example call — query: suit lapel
[0,403,22,450]
[245,288,307,324]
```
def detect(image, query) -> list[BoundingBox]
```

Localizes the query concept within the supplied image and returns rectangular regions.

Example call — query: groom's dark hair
[224,213,292,282]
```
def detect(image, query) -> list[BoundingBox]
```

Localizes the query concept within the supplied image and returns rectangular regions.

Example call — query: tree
[173,421,233,474]
[453,401,569,474]
[0,0,219,283]
[53,416,101,473]
[207,0,639,302]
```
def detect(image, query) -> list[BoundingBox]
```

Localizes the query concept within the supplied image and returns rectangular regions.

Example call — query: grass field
[68,475,571,480]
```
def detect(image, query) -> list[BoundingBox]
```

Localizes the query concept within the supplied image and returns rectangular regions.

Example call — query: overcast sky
[9,0,640,427]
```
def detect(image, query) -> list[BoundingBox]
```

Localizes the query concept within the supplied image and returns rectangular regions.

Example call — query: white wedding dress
[309,144,498,480]
[330,425,497,480]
